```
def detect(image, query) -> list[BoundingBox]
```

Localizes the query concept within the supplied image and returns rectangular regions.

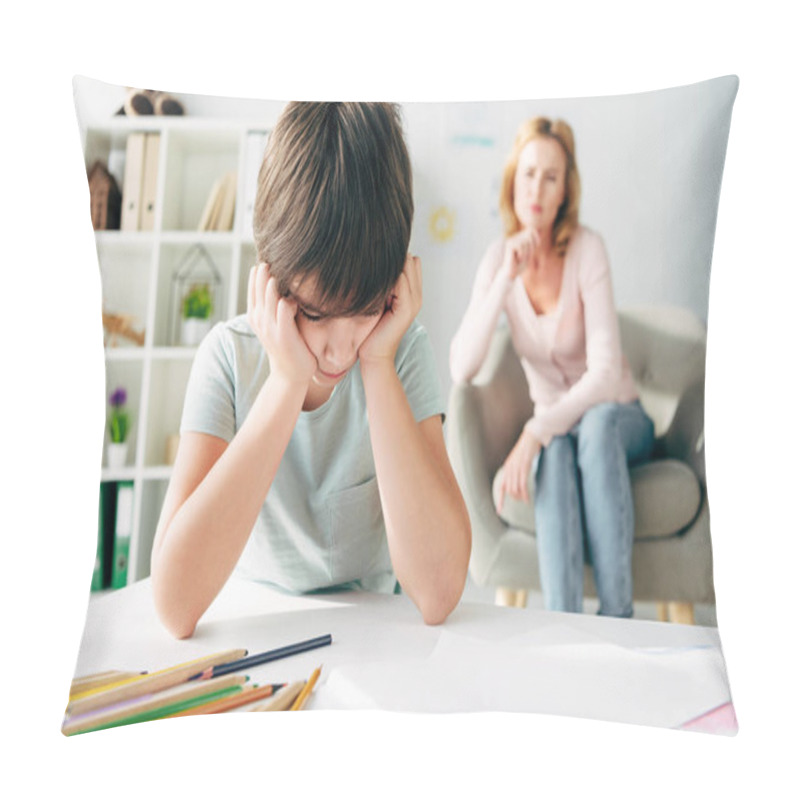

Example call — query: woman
[450,117,654,618]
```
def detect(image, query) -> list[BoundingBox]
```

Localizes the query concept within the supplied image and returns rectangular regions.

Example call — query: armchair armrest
[446,327,534,585]
[661,380,706,485]
[468,326,534,470]
[446,383,507,584]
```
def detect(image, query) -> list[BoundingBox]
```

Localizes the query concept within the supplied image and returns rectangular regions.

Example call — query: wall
[75,76,734,400]
[402,78,735,398]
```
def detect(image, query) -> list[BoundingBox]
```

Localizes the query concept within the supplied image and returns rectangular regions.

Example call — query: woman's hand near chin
[502,227,540,281]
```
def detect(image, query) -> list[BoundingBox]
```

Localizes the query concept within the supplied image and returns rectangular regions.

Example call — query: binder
[92,486,106,591]
[243,131,267,237]
[111,481,134,588]
[97,482,118,590]
[139,133,160,231]
[120,132,146,231]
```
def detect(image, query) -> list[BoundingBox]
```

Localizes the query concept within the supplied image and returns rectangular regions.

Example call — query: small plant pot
[107,442,129,469]
[181,317,212,347]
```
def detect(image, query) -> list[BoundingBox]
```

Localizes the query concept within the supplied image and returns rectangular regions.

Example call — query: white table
[72,577,735,732]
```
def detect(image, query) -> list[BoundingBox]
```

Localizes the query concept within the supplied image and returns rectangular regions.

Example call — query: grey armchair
[446,306,713,623]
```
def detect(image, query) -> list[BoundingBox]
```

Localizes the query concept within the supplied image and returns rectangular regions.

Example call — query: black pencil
[189,634,333,680]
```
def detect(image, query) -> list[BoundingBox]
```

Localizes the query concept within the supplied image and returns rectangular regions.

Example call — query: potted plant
[107,386,130,468]
[180,282,214,346]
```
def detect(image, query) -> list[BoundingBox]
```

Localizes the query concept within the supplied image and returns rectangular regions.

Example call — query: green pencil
[62,674,246,736]
[65,684,244,735]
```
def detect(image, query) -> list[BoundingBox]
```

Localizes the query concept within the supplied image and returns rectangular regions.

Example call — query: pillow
[68,75,738,738]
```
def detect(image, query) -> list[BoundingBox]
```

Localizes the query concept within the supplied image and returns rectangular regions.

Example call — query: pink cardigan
[449,226,638,447]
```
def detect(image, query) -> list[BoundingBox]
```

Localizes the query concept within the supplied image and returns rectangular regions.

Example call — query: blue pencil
[189,634,333,680]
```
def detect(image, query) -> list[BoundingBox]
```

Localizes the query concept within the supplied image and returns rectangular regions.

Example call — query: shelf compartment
[96,238,153,350]
[102,360,143,469]
[143,358,193,469]
[161,129,241,232]
[153,240,233,347]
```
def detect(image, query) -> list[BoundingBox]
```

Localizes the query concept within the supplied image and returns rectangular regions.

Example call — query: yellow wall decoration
[429,206,456,243]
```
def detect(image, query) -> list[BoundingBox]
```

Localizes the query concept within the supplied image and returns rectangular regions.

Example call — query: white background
[3,1,797,796]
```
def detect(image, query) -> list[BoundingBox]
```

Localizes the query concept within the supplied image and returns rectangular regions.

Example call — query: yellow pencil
[69,671,146,698]
[290,666,321,711]
[249,681,305,712]
[66,648,247,716]
[62,674,246,736]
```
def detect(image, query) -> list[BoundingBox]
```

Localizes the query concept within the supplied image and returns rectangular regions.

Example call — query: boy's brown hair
[253,102,414,315]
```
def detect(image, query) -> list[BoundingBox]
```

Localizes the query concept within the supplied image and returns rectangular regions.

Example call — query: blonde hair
[499,117,580,257]
[253,102,413,315]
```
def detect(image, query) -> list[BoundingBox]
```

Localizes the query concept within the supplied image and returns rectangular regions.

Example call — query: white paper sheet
[319,628,731,728]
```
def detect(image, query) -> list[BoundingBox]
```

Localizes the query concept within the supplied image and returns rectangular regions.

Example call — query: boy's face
[290,279,385,387]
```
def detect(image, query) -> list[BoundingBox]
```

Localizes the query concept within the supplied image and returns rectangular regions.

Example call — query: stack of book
[120,132,161,232]
[197,171,237,232]
[63,636,330,736]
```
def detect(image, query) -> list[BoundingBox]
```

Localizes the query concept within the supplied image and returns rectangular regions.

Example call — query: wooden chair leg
[667,602,695,625]
[656,602,669,622]
[496,588,518,607]
[514,590,528,608]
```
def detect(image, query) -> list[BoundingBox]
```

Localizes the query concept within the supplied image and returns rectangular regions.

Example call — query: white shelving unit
[82,115,274,585]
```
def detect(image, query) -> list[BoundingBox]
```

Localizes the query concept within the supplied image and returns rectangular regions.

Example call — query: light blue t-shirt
[180,314,444,595]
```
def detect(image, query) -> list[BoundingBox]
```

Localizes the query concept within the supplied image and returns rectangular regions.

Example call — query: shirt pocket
[326,477,391,585]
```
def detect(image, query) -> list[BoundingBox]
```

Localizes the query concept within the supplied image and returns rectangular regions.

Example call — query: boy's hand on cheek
[247,263,317,386]
[359,255,422,367]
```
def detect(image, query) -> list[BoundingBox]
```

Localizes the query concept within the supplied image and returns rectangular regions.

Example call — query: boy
[151,102,471,638]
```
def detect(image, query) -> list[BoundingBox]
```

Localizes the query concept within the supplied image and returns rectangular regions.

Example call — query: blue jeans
[533,401,655,618]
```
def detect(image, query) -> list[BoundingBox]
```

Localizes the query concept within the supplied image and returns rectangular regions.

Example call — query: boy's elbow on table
[418,579,465,626]
[157,603,200,640]
[162,609,199,640]
[151,573,201,640]
[419,546,472,626]
[421,599,455,626]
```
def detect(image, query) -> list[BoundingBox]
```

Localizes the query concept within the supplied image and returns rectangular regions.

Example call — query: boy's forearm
[152,373,306,637]
[361,360,471,624]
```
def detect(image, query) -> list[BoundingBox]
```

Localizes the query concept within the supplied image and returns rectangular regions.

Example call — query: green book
[91,487,105,591]
[95,482,117,590]
[111,481,134,589]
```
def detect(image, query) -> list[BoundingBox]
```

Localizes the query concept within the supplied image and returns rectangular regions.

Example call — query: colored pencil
[66,685,244,736]
[69,671,146,698]
[290,665,321,711]
[190,635,332,680]
[167,683,286,717]
[69,648,246,701]
[66,648,247,716]
[249,681,306,712]
[62,674,247,736]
